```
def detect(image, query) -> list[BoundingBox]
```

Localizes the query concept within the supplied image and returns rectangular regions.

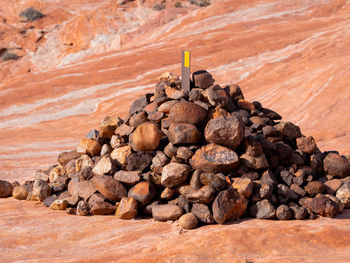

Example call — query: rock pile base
[2,70,350,229]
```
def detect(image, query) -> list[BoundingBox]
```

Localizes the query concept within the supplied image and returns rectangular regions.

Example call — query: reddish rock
[77,138,101,157]
[168,101,207,125]
[148,111,164,122]
[185,185,216,204]
[304,181,325,196]
[128,181,156,205]
[116,197,138,219]
[160,187,176,200]
[57,150,82,166]
[191,203,215,224]
[212,187,248,224]
[224,84,244,101]
[308,195,340,218]
[90,201,116,215]
[100,115,123,139]
[232,178,253,198]
[276,204,292,220]
[206,85,229,107]
[114,170,141,186]
[12,185,29,200]
[277,184,298,200]
[274,122,301,141]
[161,163,190,188]
[115,124,134,137]
[190,144,239,173]
[75,155,94,172]
[323,153,350,178]
[240,153,269,170]
[237,99,254,111]
[129,111,148,127]
[92,175,127,201]
[100,144,112,156]
[150,151,170,174]
[324,179,343,195]
[289,205,308,220]
[296,136,317,154]
[158,100,179,113]
[152,204,184,221]
[132,122,160,151]
[178,213,198,230]
[0,180,14,198]
[165,86,187,100]
[192,70,215,89]
[204,116,244,150]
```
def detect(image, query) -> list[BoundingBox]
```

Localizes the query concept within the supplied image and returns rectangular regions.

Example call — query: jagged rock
[296,136,316,154]
[110,145,132,165]
[128,181,156,205]
[323,153,350,178]
[205,85,229,108]
[77,138,101,157]
[324,179,342,195]
[276,204,292,220]
[199,173,226,191]
[76,200,90,216]
[114,170,141,185]
[304,181,325,196]
[92,156,117,176]
[250,199,275,219]
[48,165,65,183]
[169,101,207,125]
[290,184,306,197]
[224,84,244,101]
[277,184,298,200]
[32,179,51,201]
[50,199,68,210]
[68,180,95,200]
[204,116,244,150]
[240,153,269,170]
[212,187,247,224]
[133,122,160,151]
[177,147,193,160]
[57,151,82,166]
[191,203,215,224]
[178,213,198,230]
[75,155,94,172]
[92,175,127,201]
[193,70,215,89]
[275,121,301,141]
[336,184,350,208]
[304,195,340,218]
[152,204,184,221]
[161,163,191,188]
[168,123,201,145]
[129,95,150,116]
[150,151,170,174]
[116,197,138,219]
[126,152,153,171]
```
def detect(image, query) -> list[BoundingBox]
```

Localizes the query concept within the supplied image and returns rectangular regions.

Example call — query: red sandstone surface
[1,0,350,262]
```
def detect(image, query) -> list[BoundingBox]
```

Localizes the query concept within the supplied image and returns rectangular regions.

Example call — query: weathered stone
[250,199,275,219]
[152,204,184,221]
[128,181,156,205]
[168,123,201,145]
[92,175,127,201]
[48,165,65,183]
[193,70,215,89]
[115,124,134,137]
[86,129,100,140]
[277,184,298,200]
[260,183,274,199]
[188,88,205,102]
[304,181,325,196]
[32,179,51,201]
[129,95,150,116]
[77,138,101,157]
[204,85,228,108]
[148,111,164,122]
[176,147,193,160]
[306,195,340,218]
[143,102,158,115]
[186,185,216,204]
[75,154,94,172]
[336,184,350,208]
[280,170,293,186]
[57,151,82,166]
[276,204,292,220]
[150,151,170,174]
[289,205,308,220]
[164,143,177,158]
[212,187,248,224]
[161,163,191,188]
[100,115,123,139]
[100,144,112,156]
[290,184,306,197]
[204,116,244,150]
[68,180,96,200]
[12,185,28,200]
[199,173,227,191]
[65,195,79,207]
[35,169,49,182]
[49,175,70,192]
[237,99,254,111]
[50,199,68,210]
[90,201,116,215]
[190,144,239,173]
[296,136,316,154]
[129,111,148,127]
[132,122,160,151]
[116,197,138,219]
[168,101,207,125]
[126,152,153,171]
[92,156,117,176]
[165,86,187,100]
[43,195,58,207]
[274,121,301,141]
[158,100,179,113]
[76,200,90,216]
[114,170,141,186]
[324,179,343,195]
[323,153,350,178]
[110,145,132,165]
[161,187,176,200]
[240,153,269,170]
[262,125,278,138]
[178,213,198,230]
[191,203,214,224]
[261,170,279,186]
[224,84,244,101]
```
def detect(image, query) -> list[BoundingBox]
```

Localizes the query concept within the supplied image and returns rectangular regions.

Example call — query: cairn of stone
[1,70,350,230]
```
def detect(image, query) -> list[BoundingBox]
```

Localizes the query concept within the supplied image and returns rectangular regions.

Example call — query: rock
[129,95,150,116]
[224,84,244,101]
[168,123,201,145]
[191,203,215,224]
[65,195,79,207]
[116,197,138,219]
[244,135,263,157]
[66,208,77,215]
[240,153,269,170]
[190,144,239,173]
[92,156,117,176]
[129,111,148,127]
[76,200,90,216]
[212,187,248,224]
[250,199,276,219]
[110,145,132,165]
[12,185,28,200]
[204,116,244,150]
[48,165,65,183]
[128,181,156,205]
[148,111,164,122]
[304,181,325,196]
[237,99,254,111]
[100,144,112,156]
[43,195,58,207]
[150,151,170,174]
[75,154,94,172]
[158,100,179,113]
[289,205,308,220]
[161,187,176,200]
[188,88,205,102]
[92,175,127,201]
[90,201,116,215]
[176,147,193,160]
[276,204,292,220]
[178,213,198,230]
[165,86,187,100]
[50,199,68,210]
[114,170,141,186]
[336,184,350,208]
[185,186,216,204]
[115,124,134,137]
[152,204,184,221]
[262,125,278,138]
[86,129,100,140]
[296,136,316,154]
[277,184,298,200]
[132,122,160,151]
[323,153,350,178]
[161,163,191,188]
[274,121,301,141]
[261,170,279,186]
[168,101,207,125]
[280,170,293,186]
[193,70,215,89]
[126,152,153,171]
[324,179,343,195]
[190,170,203,190]
[206,85,229,108]
[68,180,95,200]
[77,138,101,157]
[57,151,82,166]
[164,143,178,158]
[143,102,158,115]
[290,184,306,197]
[19,7,44,22]
[35,169,49,182]
[32,179,51,201]
[308,195,340,218]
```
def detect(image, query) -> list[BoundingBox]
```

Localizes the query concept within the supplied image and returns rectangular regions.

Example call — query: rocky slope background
[1,0,350,262]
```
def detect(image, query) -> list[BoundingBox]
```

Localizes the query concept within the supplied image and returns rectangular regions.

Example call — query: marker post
[182,50,191,92]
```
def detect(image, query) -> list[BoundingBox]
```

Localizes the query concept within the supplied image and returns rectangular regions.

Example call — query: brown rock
[100,144,112,156]
[168,101,207,126]
[43,195,58,207]
[232,178,253,198]
[35,169,49,182]
[324,179,343,195]
[240,153,269,170]
[76,200,90,216]
[165,86,187,100]
[190,170,203,190]
[185,185,216,204]
[176,147,193,160]
[114,170,141,186]
[191,203,215,224]
[100,115,123,139]
[129,111,148,127]
[158,100,179,113]
[168,123,201,145]
[126,152,153,171]
[206,85,229,107]
[204,116,244,150]
[164,143,178,158]
[68,180,95,200]
[323,153,350,178]
[90,201,116,215]
[143,102,158,115]
[289,205,308,220]
[129,95,150,116]
[336,184,350,208]
[224,84,244,101]
[48,165,65,183]
[128,181,156,205]
[212,187,248,224]
[148,111,164,122]
[178,213,198,230]
[12,185,29,200]
[161,163,191,188]
[190,144,239,173]
[277,184,298,200]
[152,204,184,221]
[150,151,170,174]
[110,145,132,165]
[116,197,138,219]
[250,199,276,219]
[75,154,94,172]
[57,150,82,166]
[193,70,215,89]
[237,99,254,111]
[207,107,230,121]
[304,181,325,196]
[92,156,117,176]
[77,138,101,157]
[199,173,227,191]
[32,179,51,201]
[274,121,301,141]
[308,195,340,218]
[276,204,292,220]
[92,175,127,201]
[161,187,176,200]
[115,124,134,137]
[296,136,317,154]
[50,199,68,210]
[290,184,306,197]
[133,122,160,151]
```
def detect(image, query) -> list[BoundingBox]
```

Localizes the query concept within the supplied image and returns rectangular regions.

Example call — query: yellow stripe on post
[182,50,191,92]
[184,51,190,68]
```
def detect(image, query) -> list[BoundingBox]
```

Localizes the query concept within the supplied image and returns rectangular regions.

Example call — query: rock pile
[2,70,350,229]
